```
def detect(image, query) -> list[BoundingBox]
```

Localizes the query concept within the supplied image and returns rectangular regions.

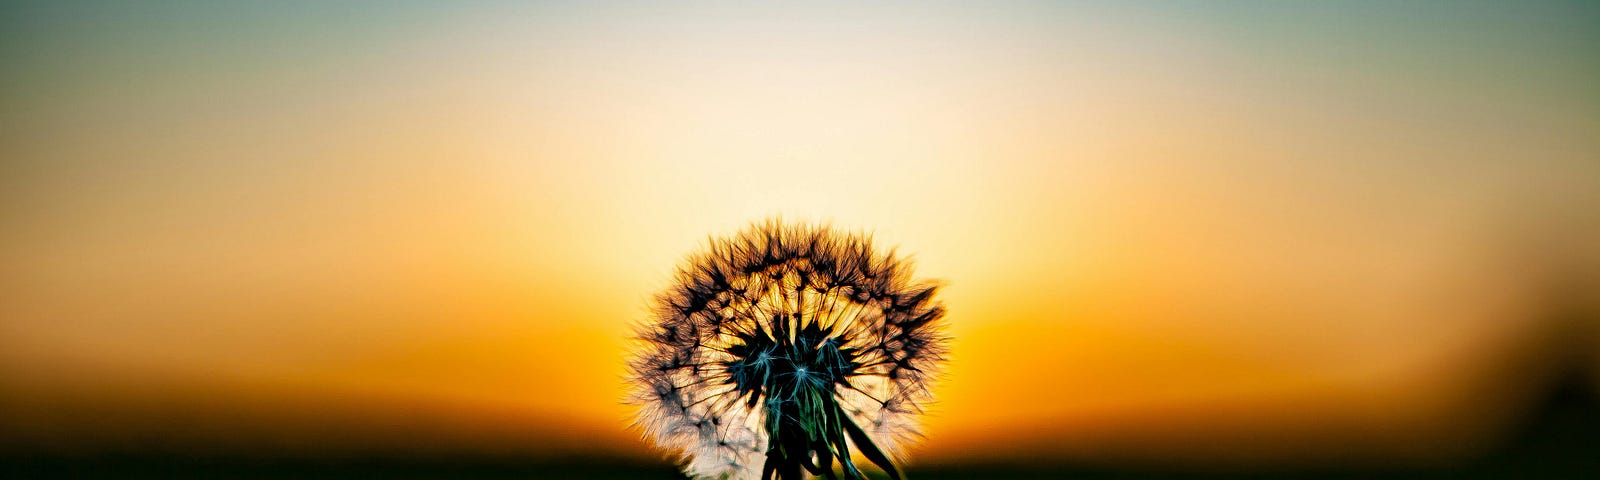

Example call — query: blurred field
[7,367,1595,479]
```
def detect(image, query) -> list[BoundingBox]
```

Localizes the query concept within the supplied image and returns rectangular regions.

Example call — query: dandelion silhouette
[628,219,948,480]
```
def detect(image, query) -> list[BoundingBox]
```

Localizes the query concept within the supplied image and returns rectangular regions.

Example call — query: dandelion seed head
[626,219,948,479]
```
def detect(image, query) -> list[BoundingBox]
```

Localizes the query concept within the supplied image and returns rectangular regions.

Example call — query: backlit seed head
[626,219,948,479]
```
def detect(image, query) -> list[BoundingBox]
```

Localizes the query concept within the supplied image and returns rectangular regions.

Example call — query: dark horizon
[7,355,1596,478]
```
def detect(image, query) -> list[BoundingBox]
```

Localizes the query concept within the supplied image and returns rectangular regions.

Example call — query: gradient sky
[2,0,1598,468]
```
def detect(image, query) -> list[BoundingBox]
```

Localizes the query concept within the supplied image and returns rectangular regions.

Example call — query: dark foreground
[7,371,1595,479]
[4,454,1597,480]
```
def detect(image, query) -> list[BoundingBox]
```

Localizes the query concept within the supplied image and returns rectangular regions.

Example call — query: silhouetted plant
[628,219,948,480]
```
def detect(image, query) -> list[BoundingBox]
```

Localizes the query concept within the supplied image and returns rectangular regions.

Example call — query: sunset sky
[2,0,1597,470]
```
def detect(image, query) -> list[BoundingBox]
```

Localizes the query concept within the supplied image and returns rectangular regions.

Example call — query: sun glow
[2,0,1596,468]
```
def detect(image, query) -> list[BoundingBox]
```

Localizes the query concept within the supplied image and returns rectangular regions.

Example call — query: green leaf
[841,412,903,480]
[828,409,864,480]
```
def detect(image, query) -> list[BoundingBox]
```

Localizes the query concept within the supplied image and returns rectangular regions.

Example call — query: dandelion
[627,219,949,480]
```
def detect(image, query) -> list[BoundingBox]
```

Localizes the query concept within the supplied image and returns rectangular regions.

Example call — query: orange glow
[2,1,1596,469]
